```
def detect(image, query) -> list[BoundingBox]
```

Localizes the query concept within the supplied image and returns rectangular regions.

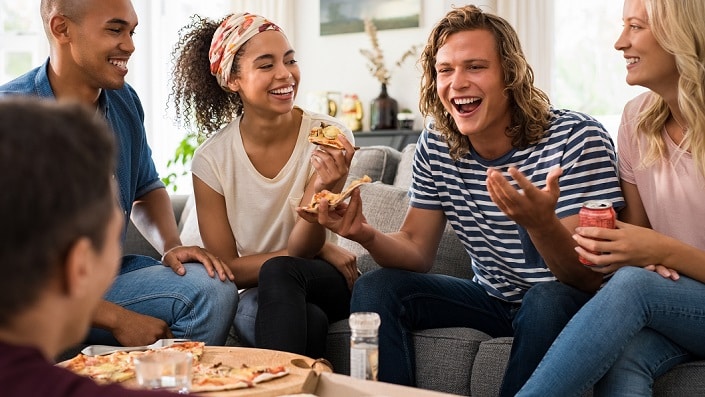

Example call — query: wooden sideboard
[352,129,421,151]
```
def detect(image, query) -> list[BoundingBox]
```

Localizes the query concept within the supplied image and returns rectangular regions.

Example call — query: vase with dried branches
[359,19,420,130]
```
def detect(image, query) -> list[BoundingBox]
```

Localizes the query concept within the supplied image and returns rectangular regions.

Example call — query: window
[552,0,646,143]
[0,0,46,84]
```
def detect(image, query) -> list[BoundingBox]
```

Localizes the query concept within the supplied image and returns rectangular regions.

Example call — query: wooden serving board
[125,346,318,396]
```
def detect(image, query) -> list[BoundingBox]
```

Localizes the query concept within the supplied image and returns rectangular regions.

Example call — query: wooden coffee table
[125,346,321,396]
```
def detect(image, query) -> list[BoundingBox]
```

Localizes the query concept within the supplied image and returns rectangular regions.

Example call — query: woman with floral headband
[170,12,357,358]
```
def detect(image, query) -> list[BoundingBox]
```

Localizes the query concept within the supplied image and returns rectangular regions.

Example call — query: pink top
[618,92,705,251]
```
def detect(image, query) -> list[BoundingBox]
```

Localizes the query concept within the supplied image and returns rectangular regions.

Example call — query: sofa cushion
[337,180,472,279]
[178,194,204,247]
[347,145,401,186]
[325,321,490,396]
[336,182,410,273]
[392,143,416,189]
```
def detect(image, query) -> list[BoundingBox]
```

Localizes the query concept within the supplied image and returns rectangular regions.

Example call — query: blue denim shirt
[0,59,165,247]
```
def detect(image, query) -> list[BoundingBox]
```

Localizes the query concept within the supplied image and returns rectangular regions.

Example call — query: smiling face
[59,0,138,91]
[614,0,678,95]
[227,30,300,117]
[434,29,511,144]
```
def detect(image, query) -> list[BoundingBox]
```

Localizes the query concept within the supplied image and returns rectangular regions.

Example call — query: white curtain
[495,0,554,95]
[229,0,294,43]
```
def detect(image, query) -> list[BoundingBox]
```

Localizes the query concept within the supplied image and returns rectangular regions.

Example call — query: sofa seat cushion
[347,145,401,186]
[337,182,411,273]
[325,321,491,396]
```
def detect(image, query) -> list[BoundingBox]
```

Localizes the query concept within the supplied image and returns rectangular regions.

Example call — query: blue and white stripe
[410,108,624,302]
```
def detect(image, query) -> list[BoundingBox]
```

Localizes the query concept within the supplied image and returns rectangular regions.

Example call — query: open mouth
[626,57,640,65]
[270,86,294,96]
[109,58,128,72]
[453,97,481,114]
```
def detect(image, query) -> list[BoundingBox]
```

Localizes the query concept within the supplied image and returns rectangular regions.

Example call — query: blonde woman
[517,0,705,395]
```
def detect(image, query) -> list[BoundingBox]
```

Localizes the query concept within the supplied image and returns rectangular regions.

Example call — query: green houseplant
[161,132,201,192]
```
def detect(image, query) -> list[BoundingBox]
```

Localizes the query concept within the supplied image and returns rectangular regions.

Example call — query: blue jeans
[233,287,258,347]
[87,255,238,346]
[350,268,592,395]
[517,266,705,397]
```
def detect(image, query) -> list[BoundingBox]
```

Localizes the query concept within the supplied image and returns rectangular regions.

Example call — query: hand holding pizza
[309,123,356,194]
[297,186,373,246]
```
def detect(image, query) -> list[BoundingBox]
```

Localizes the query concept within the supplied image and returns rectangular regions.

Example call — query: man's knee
[517,281,592,330]
[351,268,407,312]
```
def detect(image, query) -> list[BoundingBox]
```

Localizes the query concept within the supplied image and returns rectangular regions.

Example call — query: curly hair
[636,0,705,178]
[419,5,551,160]
[169,14,244,138]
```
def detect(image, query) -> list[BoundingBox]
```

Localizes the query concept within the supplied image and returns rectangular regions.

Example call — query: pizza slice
[190,362,289,392]
[302,175,372,213]
[61,351,139,383]
[155,340,205,363]
[308,122,346,150]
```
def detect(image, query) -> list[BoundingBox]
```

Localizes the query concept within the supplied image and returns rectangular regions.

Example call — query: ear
[226,79,240,93]
[62,237,93,298]
[49,14,72,44]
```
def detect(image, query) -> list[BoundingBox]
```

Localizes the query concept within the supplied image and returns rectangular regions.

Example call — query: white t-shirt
[618,92,705,251]
[191,108,353,257]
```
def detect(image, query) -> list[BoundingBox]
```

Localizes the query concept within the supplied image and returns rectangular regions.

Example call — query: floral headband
[208,12,283,90]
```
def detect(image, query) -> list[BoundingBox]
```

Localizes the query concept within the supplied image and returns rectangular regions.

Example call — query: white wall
[291,1,495,131]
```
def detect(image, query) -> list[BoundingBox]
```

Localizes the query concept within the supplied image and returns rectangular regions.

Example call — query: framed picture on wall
[320,0,420,36]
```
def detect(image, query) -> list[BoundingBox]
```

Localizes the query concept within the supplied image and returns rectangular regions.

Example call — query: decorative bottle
[349,312,381,381]
[369,83,398,130]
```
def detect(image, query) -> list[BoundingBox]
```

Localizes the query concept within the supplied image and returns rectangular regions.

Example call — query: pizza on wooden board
[190,362,289,392]
[60,341,291,392]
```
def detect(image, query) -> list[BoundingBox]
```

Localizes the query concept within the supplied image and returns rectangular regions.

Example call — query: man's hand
[486,166,562,229]
[111,309,174,347]
[297,189,371,244]
[318,243,359,289]
[161,245,234,281]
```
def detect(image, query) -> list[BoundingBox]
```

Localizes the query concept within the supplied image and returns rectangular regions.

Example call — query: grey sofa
[127,144,705,396]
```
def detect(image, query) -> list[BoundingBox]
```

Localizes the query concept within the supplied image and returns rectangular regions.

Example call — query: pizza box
[300,371,460,397]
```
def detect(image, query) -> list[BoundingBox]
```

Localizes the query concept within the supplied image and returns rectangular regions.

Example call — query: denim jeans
[350,268,592,395]
[517,266,705,397]
[233,287,258,347]
[248,256,351,358]
[87,255,238,346]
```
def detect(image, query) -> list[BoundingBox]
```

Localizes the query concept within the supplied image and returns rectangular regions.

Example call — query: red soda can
[578,200,616,266]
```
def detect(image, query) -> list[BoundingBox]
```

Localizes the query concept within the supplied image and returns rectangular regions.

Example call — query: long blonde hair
[638,0,705,177]
[419,5,550,160]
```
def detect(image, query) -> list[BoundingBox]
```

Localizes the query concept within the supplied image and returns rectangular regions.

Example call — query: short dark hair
[0,97,116,325]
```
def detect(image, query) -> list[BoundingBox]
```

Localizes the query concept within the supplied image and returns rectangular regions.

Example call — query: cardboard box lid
[304,372,459,397]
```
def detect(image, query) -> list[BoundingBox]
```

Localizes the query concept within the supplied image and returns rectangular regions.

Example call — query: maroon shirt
[0,341,179,397]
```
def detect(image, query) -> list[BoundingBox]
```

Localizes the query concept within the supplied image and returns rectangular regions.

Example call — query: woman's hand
[310,134,355,193]
[318,243,359,289]
[573,221,678,279]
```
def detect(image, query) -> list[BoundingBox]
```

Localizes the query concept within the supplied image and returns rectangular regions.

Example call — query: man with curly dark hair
[298,5,624,395]
[0,0,237,348]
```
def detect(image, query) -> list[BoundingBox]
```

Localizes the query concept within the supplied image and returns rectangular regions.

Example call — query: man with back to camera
[0,97,185,396]
[0,0,237,347]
